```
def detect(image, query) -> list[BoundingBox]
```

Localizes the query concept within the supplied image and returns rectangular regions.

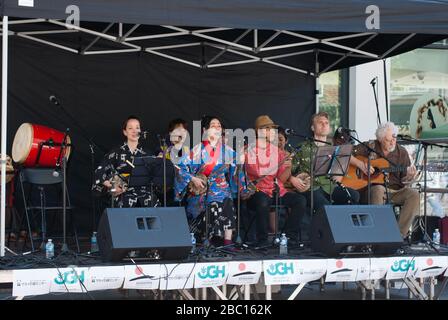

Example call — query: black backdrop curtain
[1,38,315,233]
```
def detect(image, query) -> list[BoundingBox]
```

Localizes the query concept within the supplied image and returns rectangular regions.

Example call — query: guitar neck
[383,166,411,174]
[384,164,445,174]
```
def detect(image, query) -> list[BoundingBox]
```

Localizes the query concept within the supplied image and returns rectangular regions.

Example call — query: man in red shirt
[245,115,307,247]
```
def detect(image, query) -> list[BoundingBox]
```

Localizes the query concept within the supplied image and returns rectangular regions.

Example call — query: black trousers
[247,191,307,242]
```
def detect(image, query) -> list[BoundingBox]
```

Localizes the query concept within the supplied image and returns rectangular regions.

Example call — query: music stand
[127,156,161,207]
[314,145,352,176]
[313,145,353,202]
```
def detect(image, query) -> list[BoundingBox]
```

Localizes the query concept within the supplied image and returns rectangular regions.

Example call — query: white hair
[375,122,398,141]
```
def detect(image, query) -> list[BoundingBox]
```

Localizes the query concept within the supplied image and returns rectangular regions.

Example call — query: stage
[1,242,447,300]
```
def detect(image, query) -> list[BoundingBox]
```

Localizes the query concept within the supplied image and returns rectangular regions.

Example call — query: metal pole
[194,288,199,300]
[385,280,390,300]
[429,277,435,300]
[423,145,428,240]
[360,284,366,300]
[244,284,250,300]
[266,285,272,300]
[310,74,319,217]
[162,140,167,207]
[320,277,325,292]
[383,59,389,122]
[1,16,9,257]
[61,155,68,252]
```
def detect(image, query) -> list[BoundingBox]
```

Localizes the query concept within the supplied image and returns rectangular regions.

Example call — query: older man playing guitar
[348,122,419,238]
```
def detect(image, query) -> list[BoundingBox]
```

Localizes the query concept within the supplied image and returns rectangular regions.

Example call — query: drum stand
[38,186,47,251]
[33,137,72,252]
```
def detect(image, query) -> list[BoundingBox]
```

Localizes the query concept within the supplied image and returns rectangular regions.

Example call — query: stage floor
[1,237,448,300]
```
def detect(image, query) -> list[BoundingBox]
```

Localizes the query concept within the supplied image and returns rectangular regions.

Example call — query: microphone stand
[370,77,382,126]
[397,135,448,248]
[55,128,70,253]
[287,132,330,217]
[50,97,106,233]
[273,178,281,246]
[235,164,243,246]
[158,135,168,207]
[203,180,211,250]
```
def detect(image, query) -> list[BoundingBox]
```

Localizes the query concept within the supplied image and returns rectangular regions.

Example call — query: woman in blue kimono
[174,116,244,246]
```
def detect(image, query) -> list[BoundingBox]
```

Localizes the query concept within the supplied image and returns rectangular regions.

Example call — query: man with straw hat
[244,115,307,247]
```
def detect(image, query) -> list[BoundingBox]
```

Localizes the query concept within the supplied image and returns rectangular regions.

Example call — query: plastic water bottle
[433,229,440,249]
[279,233,288,255]
[190,233,196,254]
[91,232,99,253]
[45,239,54,259]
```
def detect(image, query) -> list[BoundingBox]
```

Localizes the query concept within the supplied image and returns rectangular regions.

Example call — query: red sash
[201,141,221,177]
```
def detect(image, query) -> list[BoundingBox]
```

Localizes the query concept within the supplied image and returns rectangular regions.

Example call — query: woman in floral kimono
[92,115,157,208]
[174,116,245,246]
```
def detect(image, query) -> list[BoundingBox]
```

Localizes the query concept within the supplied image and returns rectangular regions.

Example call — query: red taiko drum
[12,123,71,167]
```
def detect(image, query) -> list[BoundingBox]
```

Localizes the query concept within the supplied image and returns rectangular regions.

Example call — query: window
[390,45,448,138]
[318,69,348,133]
[390,41,448,218]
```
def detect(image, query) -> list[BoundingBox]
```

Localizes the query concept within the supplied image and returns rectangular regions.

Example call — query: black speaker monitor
[97,207,192,261]
[311,205,403,256]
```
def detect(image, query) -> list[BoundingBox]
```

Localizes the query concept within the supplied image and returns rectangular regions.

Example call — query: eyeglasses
[384,136,397,143]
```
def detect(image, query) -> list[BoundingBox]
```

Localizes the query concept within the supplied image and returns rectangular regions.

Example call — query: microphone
[336,127,356,134]
[284,128,296,135]
[370,76,377,85]
[138,131,149,139]
[49,95,60,106]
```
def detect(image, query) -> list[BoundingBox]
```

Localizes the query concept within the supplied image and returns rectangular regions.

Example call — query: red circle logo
[135,266,144,275]
[336,260,343,268]
[427,258,433,266]
[238,263,246,271]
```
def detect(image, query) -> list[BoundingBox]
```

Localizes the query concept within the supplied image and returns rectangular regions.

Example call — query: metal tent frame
[0,17,438,256]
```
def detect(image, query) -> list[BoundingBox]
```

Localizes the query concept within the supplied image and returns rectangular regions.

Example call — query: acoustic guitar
[342,155,448,190]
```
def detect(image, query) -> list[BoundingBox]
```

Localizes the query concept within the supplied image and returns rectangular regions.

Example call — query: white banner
[263,260,298,285]
[85,266,125,291]
[50,267,89,293]
[18,0,34,7]
[294,259,327,283]
[123,264,161,289]
[354,258,371,281]
[227,261,262,285]
[385,257,417,280]
[159,263,195,290]
[369,258,389,280]
[193,262,228,288]
[414,256,448,278]
[13,268,53,297]
[325,259,360,282]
